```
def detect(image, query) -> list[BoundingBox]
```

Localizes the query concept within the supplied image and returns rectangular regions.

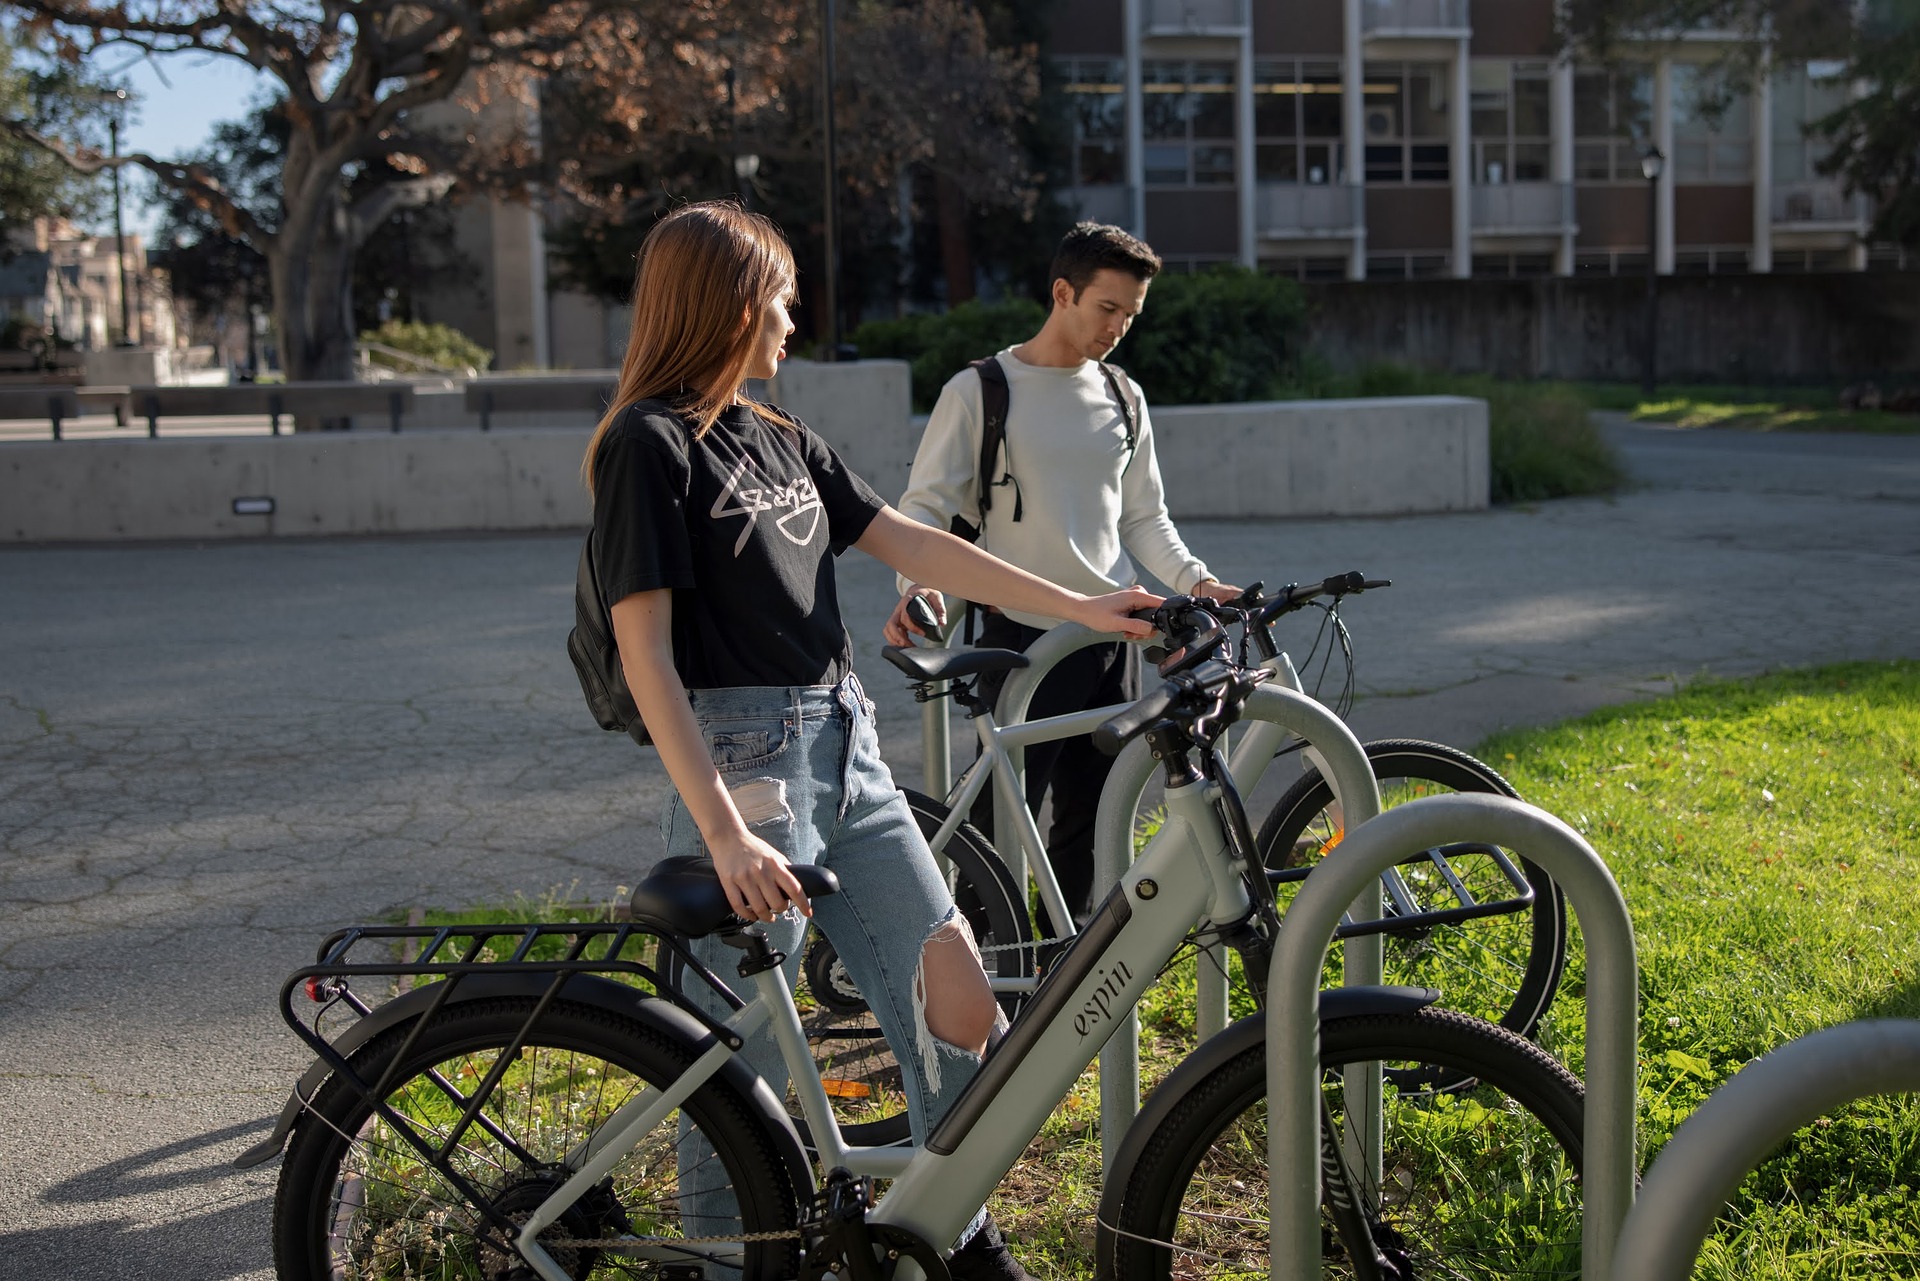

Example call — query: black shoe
[948,1218,1035,1281]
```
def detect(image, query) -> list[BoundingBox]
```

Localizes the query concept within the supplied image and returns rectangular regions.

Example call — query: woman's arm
[858,505,1159,642]
[609,589,809,922]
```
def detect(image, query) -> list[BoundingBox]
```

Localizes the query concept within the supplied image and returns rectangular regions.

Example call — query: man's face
[1055,267,1150,361]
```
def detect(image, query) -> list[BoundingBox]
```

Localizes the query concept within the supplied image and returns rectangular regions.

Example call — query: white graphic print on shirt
[711,458,824,555]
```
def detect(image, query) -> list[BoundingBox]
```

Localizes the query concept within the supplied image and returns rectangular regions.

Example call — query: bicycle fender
[233,971,812,1197]
[1091,985,1440,1275]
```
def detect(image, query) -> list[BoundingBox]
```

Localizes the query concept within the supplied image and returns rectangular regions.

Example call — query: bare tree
[1,0,766,381]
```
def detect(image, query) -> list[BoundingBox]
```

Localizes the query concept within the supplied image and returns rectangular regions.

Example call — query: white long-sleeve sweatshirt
[895,346,1212,629]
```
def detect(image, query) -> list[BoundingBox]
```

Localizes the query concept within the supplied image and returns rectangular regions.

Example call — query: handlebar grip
[905,594,941,635]
[1094,681,1179,757]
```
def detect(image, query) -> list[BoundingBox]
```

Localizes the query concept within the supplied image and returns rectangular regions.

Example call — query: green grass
[1479,660,1920,1279]
[402,664,1920,1277]
[1579,382,1920,435]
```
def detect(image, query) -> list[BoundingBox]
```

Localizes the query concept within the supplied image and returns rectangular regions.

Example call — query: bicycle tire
[1103,1006,1586,1280]
[1258,739,1569,1040]
[787,788,1034,1151]
[274,995,802,1281]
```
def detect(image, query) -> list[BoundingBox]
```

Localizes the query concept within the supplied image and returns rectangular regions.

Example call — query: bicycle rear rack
[1267,841,1535,940]
[276,920,746,1254]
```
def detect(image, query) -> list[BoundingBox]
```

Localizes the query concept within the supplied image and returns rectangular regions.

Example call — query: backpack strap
[968,355,1021,525]
[1098,361,1140,461]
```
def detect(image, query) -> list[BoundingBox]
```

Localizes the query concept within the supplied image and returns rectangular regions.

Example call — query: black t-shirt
[590,399,885,690]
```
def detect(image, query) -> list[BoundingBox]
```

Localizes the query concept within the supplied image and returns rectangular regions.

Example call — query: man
[883,222,1238,934]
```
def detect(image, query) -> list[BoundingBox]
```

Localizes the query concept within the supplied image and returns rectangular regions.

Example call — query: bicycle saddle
[629,854,841,938]
[881,645,1031,683]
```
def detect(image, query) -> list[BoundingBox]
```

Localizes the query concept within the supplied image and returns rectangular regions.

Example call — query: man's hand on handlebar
[1193,579,1243,605]
[882,586,947,647]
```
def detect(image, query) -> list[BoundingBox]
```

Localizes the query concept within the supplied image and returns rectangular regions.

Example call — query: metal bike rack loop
[1265,793,1639,1281]
[1091,683,1384,1170]
[1609,1019,1920,1281]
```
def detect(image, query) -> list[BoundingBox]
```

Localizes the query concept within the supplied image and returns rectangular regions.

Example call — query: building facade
[1051,0,1888,281]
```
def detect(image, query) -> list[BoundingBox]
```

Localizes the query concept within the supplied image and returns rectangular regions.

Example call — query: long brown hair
[582,202,796,494]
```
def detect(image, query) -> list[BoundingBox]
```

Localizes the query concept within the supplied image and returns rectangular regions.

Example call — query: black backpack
[566,533,651,746]
[948,355,1141,543]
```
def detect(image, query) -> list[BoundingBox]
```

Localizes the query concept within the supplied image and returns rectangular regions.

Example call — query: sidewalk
[2,420,1918,1276]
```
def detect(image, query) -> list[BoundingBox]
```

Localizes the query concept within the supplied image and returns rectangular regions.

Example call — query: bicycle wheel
[1258,739,1568,1039]
[787,788,1033,1150]
[1104,1006,1586,1281]
[274,995,802,1281]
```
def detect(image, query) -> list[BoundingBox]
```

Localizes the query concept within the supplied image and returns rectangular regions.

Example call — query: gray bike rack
[1609,1019,1920,1281]
[1090,683,1384,1171]
[1265,793,1640,1281]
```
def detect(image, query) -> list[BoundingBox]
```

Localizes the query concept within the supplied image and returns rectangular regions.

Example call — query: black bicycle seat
[629,855,840,938]
[882,645,1031,683]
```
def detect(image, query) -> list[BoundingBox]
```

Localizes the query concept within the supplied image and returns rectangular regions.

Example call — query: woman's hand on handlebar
[1077,586,1163,639]
[709,828,812,923]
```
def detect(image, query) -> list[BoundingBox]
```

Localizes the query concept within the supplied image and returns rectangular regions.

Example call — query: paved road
[3,419,1918,1277]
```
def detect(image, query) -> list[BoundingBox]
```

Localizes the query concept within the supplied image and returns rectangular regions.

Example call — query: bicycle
[798,575,1568,1143]
[242,596,1587,1281]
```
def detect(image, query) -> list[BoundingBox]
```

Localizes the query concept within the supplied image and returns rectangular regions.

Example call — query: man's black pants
[968,611,1141,938]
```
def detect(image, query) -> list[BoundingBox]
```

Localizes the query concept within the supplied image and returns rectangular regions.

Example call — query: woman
[582,201,1157,1279]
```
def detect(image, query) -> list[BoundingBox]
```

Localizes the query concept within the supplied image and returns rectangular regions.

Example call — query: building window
[1574,249,1651,276]
[1673,246,1749,274]
[1367,253,1450,279]
[1061,58,1127,186]
[1363,62,1451,184]
[1471,60,1551,184]
[1254,60,1344,184]
[1472,252,1555,277]
[1143,60,1238,188]
[1573,63,1653,182]
[1672,65,1751,183]
[1262,254,1350,281]
[1771,61,1850,184]
[1773,247,1854,273]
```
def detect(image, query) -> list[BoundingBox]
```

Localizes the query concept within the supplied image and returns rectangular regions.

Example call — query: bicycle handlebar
[1246,571,1390,626]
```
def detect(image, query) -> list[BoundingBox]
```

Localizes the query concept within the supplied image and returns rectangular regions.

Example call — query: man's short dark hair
[1049,222,1161,301]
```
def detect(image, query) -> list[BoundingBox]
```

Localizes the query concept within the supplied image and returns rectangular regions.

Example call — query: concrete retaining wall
[2,358,1487,542]
[1152,396,1487,519]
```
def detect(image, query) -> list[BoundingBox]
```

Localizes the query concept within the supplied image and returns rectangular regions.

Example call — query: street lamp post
[819,0,840,362]
[107,87,132,346]
[1641,144,1664,399]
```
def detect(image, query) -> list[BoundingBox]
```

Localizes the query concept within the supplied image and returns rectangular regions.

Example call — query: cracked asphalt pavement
[3,419,1918,1277]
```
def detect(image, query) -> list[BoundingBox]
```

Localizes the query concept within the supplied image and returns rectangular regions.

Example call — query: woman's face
[742,285,796,382]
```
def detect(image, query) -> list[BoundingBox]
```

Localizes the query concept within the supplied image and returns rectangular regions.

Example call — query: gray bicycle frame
[920,622,1405,997]
[501,684,1383,1281]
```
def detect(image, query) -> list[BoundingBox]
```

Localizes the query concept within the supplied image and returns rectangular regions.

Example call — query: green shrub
[852,298,1045,411]
[1112,266,1308,405]
[1318,364,1625,503]
[851,267,1308,412]
[359,319,493,376]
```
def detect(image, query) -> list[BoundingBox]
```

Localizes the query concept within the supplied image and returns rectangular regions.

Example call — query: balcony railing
[1143,0,1248,35]
[1361,0,1470,37]
[1772,180,1869,227]
[1257,183,1364,238]
[1472,182,1574,234]
[1062,185,1133,228]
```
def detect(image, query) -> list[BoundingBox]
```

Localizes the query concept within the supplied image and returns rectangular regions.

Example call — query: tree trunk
[935,171,974,305]
[271,195,360,428]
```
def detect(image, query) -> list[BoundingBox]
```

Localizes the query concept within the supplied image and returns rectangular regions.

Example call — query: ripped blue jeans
[666,674,988,1258]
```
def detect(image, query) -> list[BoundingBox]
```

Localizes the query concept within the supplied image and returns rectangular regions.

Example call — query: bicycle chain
[542,1227,807,1249]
